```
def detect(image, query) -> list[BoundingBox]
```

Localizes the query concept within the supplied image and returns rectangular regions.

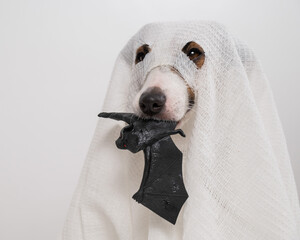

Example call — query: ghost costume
[60,21,300,240]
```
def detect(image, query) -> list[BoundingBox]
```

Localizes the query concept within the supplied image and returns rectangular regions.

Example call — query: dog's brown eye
[187,48,202,60]
[135,44,151,64]
[182,41,205,69]
[136,52,145,63]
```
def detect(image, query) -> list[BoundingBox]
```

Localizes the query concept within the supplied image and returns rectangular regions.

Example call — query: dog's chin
[138,114,177,122]
[135,110,180,121]
[134,108,192,129]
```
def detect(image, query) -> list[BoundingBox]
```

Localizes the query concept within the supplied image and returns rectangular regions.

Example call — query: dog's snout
[139,87,166,116]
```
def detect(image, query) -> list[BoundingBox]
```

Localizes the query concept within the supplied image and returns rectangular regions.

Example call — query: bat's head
[98,112,143,153]
[115,119,177,153]
[115,123,141,153]
[99,112,177,153]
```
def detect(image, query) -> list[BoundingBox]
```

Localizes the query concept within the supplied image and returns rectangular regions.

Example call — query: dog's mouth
[136,106,193,129]
[134,65,195,125]
[136,86,195,124]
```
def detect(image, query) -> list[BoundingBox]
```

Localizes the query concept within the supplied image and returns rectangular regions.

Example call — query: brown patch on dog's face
[135,44,151,64]
[187,86,195,108]
[182,41,205,68]
[169,66,195,109]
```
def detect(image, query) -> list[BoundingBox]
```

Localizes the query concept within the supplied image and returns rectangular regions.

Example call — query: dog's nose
[139,87,166,116]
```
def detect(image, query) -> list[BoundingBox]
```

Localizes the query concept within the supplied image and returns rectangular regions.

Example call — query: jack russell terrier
[132,41,205,124]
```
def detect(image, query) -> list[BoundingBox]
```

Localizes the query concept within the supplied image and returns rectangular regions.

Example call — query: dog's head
[132,41,205,124]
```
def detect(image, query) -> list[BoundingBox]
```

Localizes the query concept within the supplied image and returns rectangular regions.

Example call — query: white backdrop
[0,0,299,239]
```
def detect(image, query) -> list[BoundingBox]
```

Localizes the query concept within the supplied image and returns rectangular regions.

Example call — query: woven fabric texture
[60,21,300,240]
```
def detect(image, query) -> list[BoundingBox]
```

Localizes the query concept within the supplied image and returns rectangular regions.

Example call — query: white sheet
[60,21,300,240]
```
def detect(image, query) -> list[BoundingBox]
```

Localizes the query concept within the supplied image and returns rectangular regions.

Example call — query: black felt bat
[98,112,189,225]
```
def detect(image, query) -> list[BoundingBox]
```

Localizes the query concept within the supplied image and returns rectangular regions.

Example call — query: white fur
[132,65,189,122]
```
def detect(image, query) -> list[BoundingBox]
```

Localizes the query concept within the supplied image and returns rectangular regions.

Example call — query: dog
[132,41,205,125]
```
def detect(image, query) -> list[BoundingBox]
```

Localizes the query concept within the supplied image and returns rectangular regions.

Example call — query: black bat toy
[98,112,189,225]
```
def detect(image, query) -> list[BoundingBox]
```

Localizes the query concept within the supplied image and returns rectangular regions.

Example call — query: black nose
[139,87,166,116]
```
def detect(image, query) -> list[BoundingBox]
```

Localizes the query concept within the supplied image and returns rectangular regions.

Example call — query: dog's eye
[187,48,202,60]
[136,52,146,63]
[135,44,151,64]
[182,41,205,69]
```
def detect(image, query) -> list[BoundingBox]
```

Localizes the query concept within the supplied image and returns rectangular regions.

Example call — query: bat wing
[98,112,139,124]
[136,136,189,224]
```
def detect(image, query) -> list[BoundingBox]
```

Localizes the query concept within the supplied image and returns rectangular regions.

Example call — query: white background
[0,0,299,239]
